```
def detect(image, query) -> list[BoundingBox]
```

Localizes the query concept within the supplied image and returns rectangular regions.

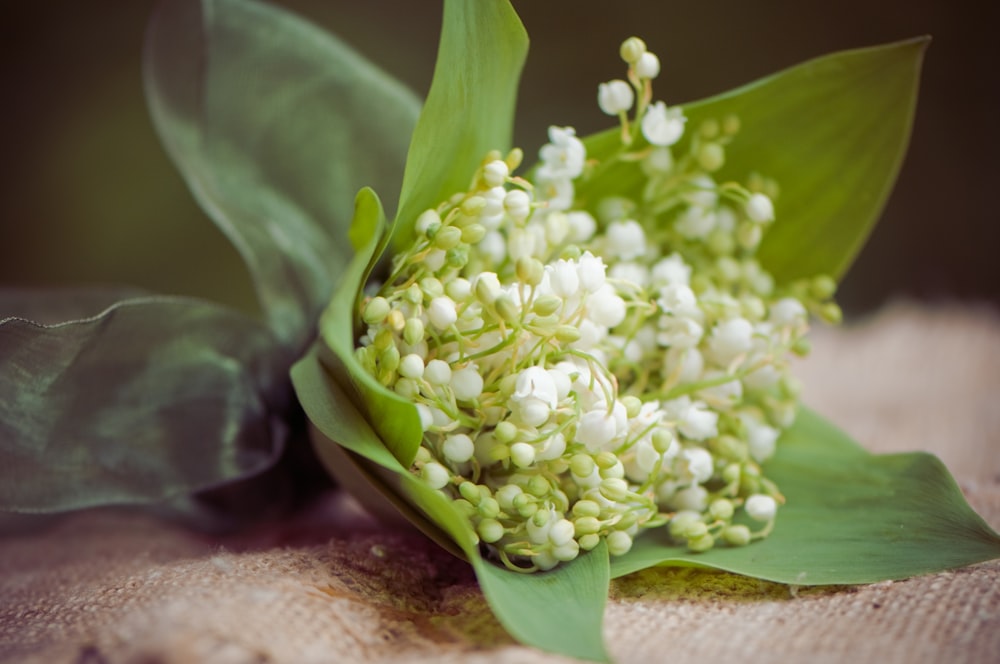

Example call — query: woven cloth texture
[2,303,998,664]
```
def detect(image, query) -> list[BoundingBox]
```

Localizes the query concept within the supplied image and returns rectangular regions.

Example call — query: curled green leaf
[0,291,290,513]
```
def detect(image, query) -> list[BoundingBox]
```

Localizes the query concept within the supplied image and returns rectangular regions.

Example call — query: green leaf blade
[392,0,528,250]
[686,37,930,282]
[611,408,1000,584]
[145,0,421,346]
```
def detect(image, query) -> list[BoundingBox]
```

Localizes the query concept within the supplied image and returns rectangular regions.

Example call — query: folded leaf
[581,38,928,284]
[391,0,528,250]
[0,292,290,512]
[611,408,1000,583]
[145,0,421,347]
[317,188,423,467]
[291,347,610,663]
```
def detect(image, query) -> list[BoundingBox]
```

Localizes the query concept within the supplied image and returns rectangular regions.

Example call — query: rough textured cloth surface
[1,304,998,664]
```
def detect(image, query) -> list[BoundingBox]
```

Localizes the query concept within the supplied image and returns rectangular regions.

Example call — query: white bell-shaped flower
[537,126,586,180]
[641,101,686,146]
[598,79,635,115]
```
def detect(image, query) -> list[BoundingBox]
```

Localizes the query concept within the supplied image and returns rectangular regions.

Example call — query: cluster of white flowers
[354,37,840,571]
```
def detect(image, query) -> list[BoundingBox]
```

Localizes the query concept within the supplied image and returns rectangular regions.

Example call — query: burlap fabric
[2,304,998,664]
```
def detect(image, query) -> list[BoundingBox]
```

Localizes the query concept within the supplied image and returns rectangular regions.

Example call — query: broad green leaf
[391,0,528,250]
[581,38,928,284]
[292,347,611,662]
[317,188,423,466]
[0,291,289,512]
[611,408,1000,583]
[145,0,421,347]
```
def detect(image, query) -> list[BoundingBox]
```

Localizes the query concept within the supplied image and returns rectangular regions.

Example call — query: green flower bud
[620,36,646,64]
[652,429,675,454]
[820,302,843,325]
[478,497,501,519]
[579,533,601,551]
[373,328,394,351]
[572,499,602,519]
[495,295,520,325]
[532,295,563,317]
[446,245,469,269]
[494,421,518,444]
[669,512,705,539]
[513,492,537,518]
[528,475,551,497]
[362,297,390,325]
[599,478,629,502]
[595,451,618,470]
[574,516,601,536]
[419,277,444,299]
[709,498,735,521]
[687,532,715,552]
[434,225,462,249]
[710,435,748,462]
[811,274,837,300]
[461,223,487,244]
[699,118,720,139]
[606,530,633,556]
[555,325,581,343]
[570,454,596,478]
[620,395,642,419]
[697,143,725,172]
[477,518,505,543]
[722,524,752,547]
[459,481,481,504]
[379,345,400,373]
[402,317,424,346]
[461,196,486,216]
[516,256,544,286]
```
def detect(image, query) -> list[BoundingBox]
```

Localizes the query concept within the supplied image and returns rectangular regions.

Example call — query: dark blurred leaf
[0,292,290,512]
[145,0,422,347]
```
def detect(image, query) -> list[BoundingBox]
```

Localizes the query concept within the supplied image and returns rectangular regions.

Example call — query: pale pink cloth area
[2,304,998,663]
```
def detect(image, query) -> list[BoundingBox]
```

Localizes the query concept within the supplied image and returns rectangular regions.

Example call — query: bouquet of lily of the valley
[2,1,998,661]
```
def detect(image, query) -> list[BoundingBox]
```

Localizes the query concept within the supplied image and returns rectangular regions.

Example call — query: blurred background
[1,0,997,318]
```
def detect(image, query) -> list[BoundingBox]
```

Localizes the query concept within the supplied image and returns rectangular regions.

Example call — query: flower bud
[606,530,633,556]
[570,454,596,478]
[574,516,602,536]
[434,225,462,249]
[415,209,441,236]
[483,159,509,187]
[579,533,601,551]
[510,442,536,468]
[362,297,390,325]
[619,36,646,64]
[635,51,660,79]
[722,524,752,547]
[745,193,774,223]
[478,518,505,543]
[443,433,475,464]
[398,353,424,379]
[403,317,424,346]
[599,478,629,502]
[598,79,635,116]
[421,462,450,489]
[745,494,777,522]
[461,223,487,244]
[687,532,715,552]
[573,499,602,519]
